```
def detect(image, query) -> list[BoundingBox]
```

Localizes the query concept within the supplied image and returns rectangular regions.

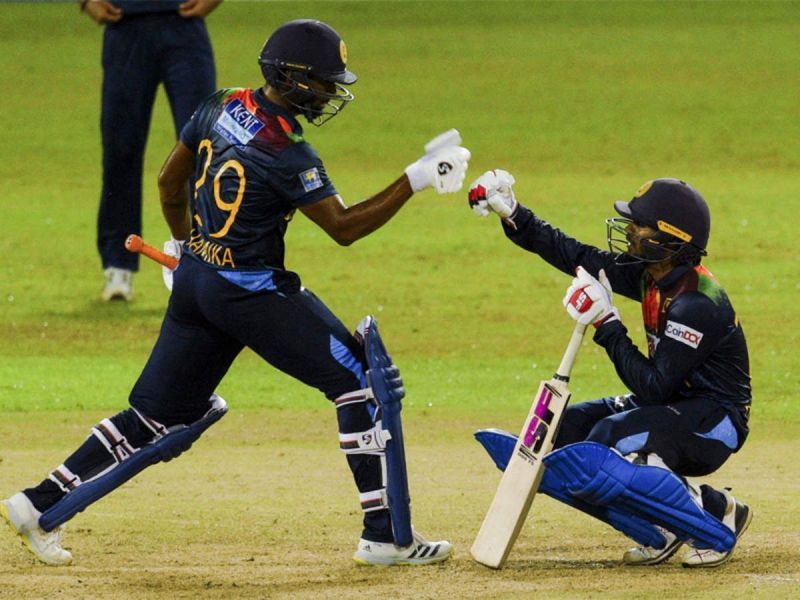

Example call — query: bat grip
[554,323,587,381]
[125,234,179,270]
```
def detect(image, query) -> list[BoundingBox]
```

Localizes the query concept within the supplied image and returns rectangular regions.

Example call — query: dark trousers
[129,257,367,423]
[97,14,215,270]
[554,396,737,478]
[27,258,390,539]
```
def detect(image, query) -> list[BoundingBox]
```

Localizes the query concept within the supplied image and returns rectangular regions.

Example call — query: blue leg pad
[363,316,413,548]
[39,398,228,532]
[474,429,667,548]
[543,442,735,552]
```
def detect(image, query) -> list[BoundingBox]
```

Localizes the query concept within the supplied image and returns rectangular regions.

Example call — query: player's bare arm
[300,129,469,245]
[157,141,195,241]
[300,177,413,246]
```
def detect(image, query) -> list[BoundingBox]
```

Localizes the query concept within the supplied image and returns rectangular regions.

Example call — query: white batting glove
[162,238,185,292]
[563,267,620,327]
[467,169,518,218]
[404,129,471,194]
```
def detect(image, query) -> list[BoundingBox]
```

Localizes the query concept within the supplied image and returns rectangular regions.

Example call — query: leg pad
[543,442,735,551]
[39,396,227,532]
[474,429,667,548]
[361,315,413,548]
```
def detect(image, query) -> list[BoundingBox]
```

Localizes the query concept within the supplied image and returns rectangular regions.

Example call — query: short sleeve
[179,90,228,152]
[268,142,338,207]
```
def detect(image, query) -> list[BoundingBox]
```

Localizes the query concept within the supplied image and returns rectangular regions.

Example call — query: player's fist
[405,129,471,194]
[162,238,185,292]
[468,169,517,217]
[563,267,619,327]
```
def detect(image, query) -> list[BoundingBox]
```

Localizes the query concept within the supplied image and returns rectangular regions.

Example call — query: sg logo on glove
[437,161,453,175]
[567,287,594,314]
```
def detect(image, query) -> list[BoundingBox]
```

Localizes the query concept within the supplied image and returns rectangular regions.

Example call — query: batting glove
[405,129,471,194]
[162,237,185,292]
[468,169,518,218]
[563,267,620,327]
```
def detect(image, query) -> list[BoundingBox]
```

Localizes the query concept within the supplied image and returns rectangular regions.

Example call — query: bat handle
[554,323,587,381]
[125,234,179,270]
[125,234,143,252]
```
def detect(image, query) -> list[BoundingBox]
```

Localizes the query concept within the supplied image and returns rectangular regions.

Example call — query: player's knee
[585,416,620,447]
[109,408,166,447]
[555,401,614,448]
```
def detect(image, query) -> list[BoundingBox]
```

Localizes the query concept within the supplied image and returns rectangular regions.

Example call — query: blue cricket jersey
[179,88,337,291]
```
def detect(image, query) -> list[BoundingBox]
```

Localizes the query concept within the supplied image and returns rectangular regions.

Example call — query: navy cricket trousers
[97,14,215,270]
[554,396,740,477]
[129,257,368,425]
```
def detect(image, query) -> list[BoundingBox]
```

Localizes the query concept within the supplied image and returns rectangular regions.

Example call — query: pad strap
[48,465,83,494]
[359,489,389,512]
[132,407,168,439]
[339,422,390,454]
[334,388,374,408]
[92,418,137,463]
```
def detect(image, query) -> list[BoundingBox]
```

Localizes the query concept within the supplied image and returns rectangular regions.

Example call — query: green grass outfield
[2,0,798,418]
[1,1,799,597]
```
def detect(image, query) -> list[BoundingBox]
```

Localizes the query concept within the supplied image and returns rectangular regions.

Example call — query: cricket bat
[471,321,587,568]
[125,234,179,270]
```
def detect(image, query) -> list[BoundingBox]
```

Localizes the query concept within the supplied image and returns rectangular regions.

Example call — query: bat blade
[471,377,572,568]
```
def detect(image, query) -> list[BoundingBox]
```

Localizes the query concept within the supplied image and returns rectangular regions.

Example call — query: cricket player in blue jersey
[470,172,752,568]
[2,19,469,567]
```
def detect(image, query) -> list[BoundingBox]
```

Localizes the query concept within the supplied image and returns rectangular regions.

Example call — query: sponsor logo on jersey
[664,320,703,349]
[299,168,323,192]
[213,99,264,146]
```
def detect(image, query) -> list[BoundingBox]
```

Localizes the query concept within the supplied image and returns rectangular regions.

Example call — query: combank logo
[664,320,704,349]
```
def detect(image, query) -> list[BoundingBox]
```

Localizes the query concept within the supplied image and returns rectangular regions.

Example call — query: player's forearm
[158,169,191,239]
[340,175,413,243]
[594,321,683,404]
[158,141,196,240]
[160,191,191,241]
[311,175,413,246]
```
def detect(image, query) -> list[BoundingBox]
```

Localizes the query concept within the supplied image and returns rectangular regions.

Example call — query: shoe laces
[411,529,431,549]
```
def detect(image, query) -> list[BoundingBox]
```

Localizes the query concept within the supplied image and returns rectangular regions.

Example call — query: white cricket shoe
[353,529,452,566]
[1,492,72,566]
[682,489,752,568]
[102,267,133,301]
[623,526,683,566]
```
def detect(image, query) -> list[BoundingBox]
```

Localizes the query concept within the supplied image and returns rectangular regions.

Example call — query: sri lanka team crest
[299,168,323,192]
